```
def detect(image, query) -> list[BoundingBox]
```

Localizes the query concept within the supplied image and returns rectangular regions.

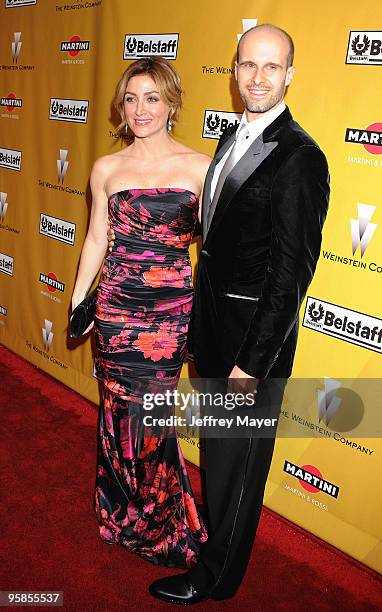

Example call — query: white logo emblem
[0,193,8,222]
[350,203,377,257]
[57,149,69,183]
[346,31,382,65]
[317,378,342,426]
[12,32,22,63]
[42,319,54,351]
[237,19,258,42]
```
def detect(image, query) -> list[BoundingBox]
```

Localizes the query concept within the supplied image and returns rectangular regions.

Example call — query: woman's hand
[107,221,116,252]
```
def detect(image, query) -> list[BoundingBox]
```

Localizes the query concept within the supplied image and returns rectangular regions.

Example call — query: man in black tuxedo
[149,24,330,604]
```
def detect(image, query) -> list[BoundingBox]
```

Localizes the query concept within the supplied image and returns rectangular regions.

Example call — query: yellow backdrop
[0,0,381,574]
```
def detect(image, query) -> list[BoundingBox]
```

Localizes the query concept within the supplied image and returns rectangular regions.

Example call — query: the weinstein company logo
[303,296,382,353]
[49,99,89,124]
[237,18,258,42]
[351,203,377,257]
[203,110,241,139]
[12,32,22,63]
[317,378,341,426]
[124,34,179,60]
[57,149,69,183]
[42,319,53,352]
[0,192,8,221]
[346,31,382,65]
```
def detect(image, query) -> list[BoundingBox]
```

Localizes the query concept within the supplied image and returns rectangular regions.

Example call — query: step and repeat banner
[0,0,381,573]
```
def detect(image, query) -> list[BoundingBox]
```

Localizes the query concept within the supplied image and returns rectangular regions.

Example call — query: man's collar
[238,101,286,141]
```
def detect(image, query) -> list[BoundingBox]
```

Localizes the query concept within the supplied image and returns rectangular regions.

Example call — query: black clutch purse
[69,287,98,338]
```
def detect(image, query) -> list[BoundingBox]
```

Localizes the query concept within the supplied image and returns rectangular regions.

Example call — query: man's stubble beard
[239,79,286,115]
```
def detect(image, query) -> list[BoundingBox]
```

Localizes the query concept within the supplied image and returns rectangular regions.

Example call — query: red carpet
[1,344,381,611]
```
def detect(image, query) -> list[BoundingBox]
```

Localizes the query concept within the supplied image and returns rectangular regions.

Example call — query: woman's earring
[167,118,173,132]
[125,123,128,135]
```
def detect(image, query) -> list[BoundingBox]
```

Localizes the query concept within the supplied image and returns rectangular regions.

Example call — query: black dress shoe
[149,573,208,605]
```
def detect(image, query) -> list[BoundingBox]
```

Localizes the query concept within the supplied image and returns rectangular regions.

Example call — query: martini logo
[42,319,53,352]
[203,110,241,139]
[39,272,65,293]
[6,0,37,6]
[0,147,21,171]
[40,213,76,245]
[0,94,22,112]
[346,31,382,65]
[350,203,377,257]
[0,252,14,276]
[0,192,8,221]
[303,296,382,353]
[60,36,90,55]
[0,305,7,316]
[284,461,339,498]
[345,124,382,155]
[237,18,258,42]
[12,32,22,63]
[317,378,341,426]
[124,34,179,60]
[49,98,89,124]
[57,149,69,183]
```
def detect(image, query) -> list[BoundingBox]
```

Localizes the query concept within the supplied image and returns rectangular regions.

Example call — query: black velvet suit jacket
[191,107,330,378]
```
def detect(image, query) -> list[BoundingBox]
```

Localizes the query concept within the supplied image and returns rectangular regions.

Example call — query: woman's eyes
[124,96,160,103]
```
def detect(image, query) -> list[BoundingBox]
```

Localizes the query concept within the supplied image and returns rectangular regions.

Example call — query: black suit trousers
[188,377,286,598]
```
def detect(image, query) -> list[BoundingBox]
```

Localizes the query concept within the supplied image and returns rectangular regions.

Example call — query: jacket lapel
[202,132,236,237]
[204,132,278,244]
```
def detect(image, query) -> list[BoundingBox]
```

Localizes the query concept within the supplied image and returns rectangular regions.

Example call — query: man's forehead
[239,30,289,58]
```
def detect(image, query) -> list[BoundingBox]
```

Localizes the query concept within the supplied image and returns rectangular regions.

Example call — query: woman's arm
[71,158,109,310]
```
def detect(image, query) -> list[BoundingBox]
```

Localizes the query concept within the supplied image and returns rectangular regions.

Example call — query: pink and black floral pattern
[94,189,207,568]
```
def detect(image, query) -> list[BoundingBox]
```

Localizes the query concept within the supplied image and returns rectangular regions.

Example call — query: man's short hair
[237,24,295,68]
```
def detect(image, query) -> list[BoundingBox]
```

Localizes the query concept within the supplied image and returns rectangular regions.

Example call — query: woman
[71,57,211,568]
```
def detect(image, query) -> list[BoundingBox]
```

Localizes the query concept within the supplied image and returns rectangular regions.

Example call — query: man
[147,24,330,604]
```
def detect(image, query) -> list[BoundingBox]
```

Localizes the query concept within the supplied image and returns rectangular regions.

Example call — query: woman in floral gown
[71,57,211,568]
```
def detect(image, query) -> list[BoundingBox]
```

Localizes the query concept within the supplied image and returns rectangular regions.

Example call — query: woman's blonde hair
[113,56,183,141]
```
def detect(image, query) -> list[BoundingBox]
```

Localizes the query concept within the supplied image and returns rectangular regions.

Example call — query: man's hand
[107,221,115,252]
[228,365,259,396]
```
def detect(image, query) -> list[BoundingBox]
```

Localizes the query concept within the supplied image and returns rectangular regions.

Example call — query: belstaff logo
[345,124,382,155]
[317,378,341,427]
[0,148,21,171]
[123,34,179,60]
[60,36,90,55]
[57,149,69,183]
[0,94,22,112]
[0,252,14,276]
[49,99,89,124]
[12,32,22,63]
[351,203,377,257]
[307,301,324,322]
[39,213,76,246]
[203,110,241,139]
[6,0,37,6]
[346,31,382,65]
[284,461,339,498]
[42,319,53,352]
[303,296,382,354]
[0,192,8,221]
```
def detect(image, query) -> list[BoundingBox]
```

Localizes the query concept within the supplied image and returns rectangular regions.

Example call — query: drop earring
[167,118,173,132]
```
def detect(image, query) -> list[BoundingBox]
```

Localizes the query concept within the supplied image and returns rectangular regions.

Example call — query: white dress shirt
[210,101,286,201]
